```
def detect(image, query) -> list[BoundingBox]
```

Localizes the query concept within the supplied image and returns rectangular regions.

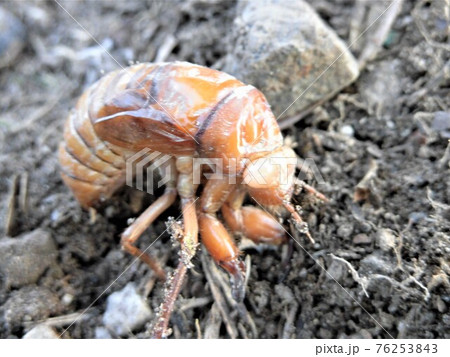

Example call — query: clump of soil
[0,0,448,338]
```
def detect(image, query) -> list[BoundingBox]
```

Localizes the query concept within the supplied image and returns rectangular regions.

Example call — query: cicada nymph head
[243,145,316,243]
[243,146,297,205]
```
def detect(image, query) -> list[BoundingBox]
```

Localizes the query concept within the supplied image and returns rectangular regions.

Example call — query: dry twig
[201,254,238,338]
[329,253,370,297]
[5,174,18,236]
[358,0,404,69]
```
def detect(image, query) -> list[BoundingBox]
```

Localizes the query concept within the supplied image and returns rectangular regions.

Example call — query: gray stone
[340,125,355,137]
[353,233,372,245]
[359,60,403,118]
[376,228,397,252]
[337,223,354,239]
[359,251,395,276]
[326,259,346,282]
[274,284,294,302]
[224,0,359,119]
[2,286,62,331]
[436,297,447,313]
[349,329,373,339]
[432,111,450,138]
[0,7,25,67]
[102,283,152,336]
[95,326,112,339]
[23,324,59,339]
[0,229,58,288]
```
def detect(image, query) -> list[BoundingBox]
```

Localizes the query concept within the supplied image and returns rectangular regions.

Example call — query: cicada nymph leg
[152,156,199,338]
[120,158,178,280]
[198,177,246,302]
[222,188,286,246]
[294,178,329,202]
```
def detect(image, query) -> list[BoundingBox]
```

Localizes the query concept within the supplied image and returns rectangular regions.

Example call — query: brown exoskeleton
[59,62,326,337]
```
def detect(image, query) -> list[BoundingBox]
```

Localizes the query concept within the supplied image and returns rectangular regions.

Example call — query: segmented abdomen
[59,62,243,207]
[59,63,156,208]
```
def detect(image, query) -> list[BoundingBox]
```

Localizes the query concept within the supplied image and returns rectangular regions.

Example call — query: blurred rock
[0,7,25,67]
[359,60,403,118]
[95,326,112,339]
[326,259,346,282]
[318,327,333,339]
[102,283,152,336]
[224,0,359,118]
[2,286,62,331]
[353,233,372,245]
[337,223,353,239]
[23,324,59,339]
[0,229,58,288]
[22,5,51,30]
[274,284,294,302]
[376,228,397,252]
[340,124,355,137]
[359,251,395,276]
[348,328,373,339]
[432,111,450,139]
[61,293,74,306]
[435,296,447,313]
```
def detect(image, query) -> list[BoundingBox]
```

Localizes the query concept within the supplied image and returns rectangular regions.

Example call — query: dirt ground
[0,0,449,339]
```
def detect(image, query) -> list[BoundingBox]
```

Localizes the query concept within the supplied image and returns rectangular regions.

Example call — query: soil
[0,0,449,339]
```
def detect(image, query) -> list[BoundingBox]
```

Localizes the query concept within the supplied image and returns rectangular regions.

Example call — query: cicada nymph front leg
[198,176,247,302]
[221,187,286,246]
[152,156,199,338]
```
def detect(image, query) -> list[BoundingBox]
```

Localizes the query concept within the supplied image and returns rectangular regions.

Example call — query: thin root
[151,262,189,338]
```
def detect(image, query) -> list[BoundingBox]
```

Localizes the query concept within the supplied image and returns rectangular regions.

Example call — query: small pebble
[359,329,373,339]
[274,284,294,301]
[0,7,25,67]
[326,260,346,281]
[408,212,427,224]
[358,221,373,233]
[95,326,112,339]
[359,251,395,276]
[436,297,447,313]
[432,111,450,138]
[318,327,333,339]
[2,286,62,331]
[353,233,372,245]
[349,329,373,339]
[61,293,74,306]
[337,223,353,239]
[298,268,308,279]
[340,125,355,137]
[359,60,402,118]
[442,314,450,327]
[379,311,395,329]
[376,228,397,251]
[102,283,152,336]
[23,325,59,339]
[0,229,58,288]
